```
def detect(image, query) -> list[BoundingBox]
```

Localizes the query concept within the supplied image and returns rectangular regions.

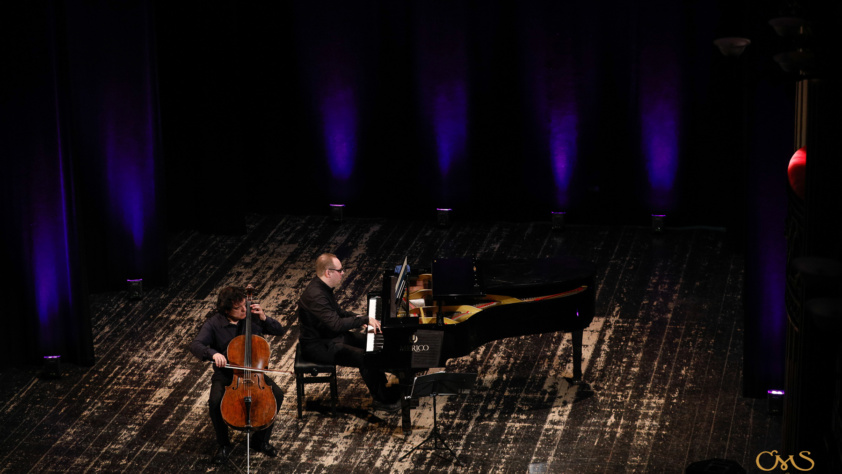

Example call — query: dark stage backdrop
[3,1,167,365]
[155,0,790,229]
[4,0,808,396]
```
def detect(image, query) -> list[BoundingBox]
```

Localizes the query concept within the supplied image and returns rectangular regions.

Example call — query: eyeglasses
[327,268,345,274]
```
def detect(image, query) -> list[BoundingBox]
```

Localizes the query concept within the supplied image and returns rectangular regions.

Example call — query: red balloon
[788,147,807,199]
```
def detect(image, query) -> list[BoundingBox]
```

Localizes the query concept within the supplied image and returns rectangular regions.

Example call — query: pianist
[296,253,401,411]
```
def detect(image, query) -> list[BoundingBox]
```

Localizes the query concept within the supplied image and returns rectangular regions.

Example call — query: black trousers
[302,332,398,403]
[208,374,284,448]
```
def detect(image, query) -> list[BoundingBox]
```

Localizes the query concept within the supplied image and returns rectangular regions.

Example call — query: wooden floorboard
[0,214,780,473]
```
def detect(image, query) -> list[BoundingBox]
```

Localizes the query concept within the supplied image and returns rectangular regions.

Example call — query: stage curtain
[2,1,166,365]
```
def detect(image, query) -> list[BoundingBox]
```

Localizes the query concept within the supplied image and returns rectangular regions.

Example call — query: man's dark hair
[216,286,247,315]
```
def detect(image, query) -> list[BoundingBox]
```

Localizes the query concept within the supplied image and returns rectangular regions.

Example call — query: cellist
[190,286,285,465]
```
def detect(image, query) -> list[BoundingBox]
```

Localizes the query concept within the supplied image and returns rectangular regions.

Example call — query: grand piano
[364,255,596,434]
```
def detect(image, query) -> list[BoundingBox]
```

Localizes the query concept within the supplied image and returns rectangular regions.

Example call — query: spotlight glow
[101,34,158,253]
[321,84,357,181]
[33,213,66,348]
[431,82,467,179]
[105,105,152,250]
[550,106,578,208]
[30,62,75,355]
[520,10,579,210]
[31,145,72,355]
[640,47,680,211]
[414,7,468,188]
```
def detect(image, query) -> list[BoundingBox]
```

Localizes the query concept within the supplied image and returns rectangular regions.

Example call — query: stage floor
[0,214,780,473]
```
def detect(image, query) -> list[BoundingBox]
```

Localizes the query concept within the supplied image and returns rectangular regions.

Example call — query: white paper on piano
[409,298,426,308]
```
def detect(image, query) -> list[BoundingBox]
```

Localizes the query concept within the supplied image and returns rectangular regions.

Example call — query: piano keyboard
[365,295,384,352]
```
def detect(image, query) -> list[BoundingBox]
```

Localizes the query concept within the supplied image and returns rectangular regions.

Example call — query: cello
[220,285,277,465]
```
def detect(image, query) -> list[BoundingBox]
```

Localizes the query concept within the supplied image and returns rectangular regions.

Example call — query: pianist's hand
[367,316,382,334]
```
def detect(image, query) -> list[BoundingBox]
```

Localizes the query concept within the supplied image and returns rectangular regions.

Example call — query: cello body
[220,289,277,432]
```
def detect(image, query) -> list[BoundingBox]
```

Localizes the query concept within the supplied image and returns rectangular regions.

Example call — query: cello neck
[244,285,254,363]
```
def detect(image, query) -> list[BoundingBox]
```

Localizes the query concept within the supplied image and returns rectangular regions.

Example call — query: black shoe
[371,399,401,413]
[255,443,277,458]
[212,444,233,465]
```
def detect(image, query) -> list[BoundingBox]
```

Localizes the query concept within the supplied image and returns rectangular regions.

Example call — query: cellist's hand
[213,353,227,368]
[250,303,267,321]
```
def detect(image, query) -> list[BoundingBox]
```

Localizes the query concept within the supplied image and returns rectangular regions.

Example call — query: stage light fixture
[651,214,665,233]
[127,279,143,300]
[330,203,345,223]
[769,17,808,37]
[767,389,784,415]
[41,355,61,379]
[436,208,452,228]
[551,211,566,231]
[773,50,815,74]
[713,37,751,57]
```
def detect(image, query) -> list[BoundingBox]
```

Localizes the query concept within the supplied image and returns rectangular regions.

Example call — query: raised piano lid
[431,256,595,299]
[478,256,595,298]
[431,258,484,298]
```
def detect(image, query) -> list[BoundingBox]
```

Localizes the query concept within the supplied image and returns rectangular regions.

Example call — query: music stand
[399,372,476,466]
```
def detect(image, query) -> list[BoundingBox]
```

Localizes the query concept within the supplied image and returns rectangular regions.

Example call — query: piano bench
[294,344,339,418]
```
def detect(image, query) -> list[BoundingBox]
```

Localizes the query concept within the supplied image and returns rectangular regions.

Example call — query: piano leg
[398,371,413,436]
[400,396,412,436]
[571,329,583,383]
